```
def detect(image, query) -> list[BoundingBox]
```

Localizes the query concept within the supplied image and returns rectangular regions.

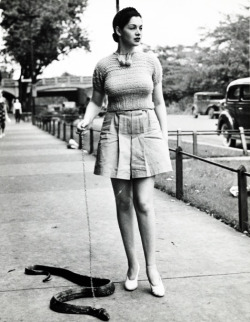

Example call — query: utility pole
[116,0,119,12]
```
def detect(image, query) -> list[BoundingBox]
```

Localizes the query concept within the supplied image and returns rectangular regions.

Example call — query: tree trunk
[18,78,30,112]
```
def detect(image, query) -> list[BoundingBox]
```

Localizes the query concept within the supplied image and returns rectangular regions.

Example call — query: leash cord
[80,131,96,306]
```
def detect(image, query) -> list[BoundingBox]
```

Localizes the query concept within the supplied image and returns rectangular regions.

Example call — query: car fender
[217,111,235,133]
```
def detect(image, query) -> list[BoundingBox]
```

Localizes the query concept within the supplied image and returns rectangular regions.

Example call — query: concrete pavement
[0,119,250,322]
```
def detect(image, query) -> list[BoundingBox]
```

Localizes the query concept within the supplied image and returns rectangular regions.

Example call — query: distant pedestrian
[77,7,172,297]
[13,98,22,123]
[0,90,10,138]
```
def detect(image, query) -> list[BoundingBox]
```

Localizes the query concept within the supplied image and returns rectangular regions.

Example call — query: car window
[209,95,224,100]
[197,95,208,100]
[242,85,250,101]
[227,85,240,100]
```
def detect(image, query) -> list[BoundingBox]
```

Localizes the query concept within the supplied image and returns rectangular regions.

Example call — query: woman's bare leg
[111,178,139,279]
[133,176,161,285]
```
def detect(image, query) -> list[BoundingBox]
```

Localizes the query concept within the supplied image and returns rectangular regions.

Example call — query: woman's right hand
[76,119,91,134]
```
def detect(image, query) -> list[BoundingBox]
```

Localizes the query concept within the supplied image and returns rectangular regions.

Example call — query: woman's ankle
[127,262,140,279]
[146,265,161,286]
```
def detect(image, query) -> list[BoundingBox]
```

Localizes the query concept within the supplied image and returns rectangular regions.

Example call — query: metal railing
[168,128,250,156]
[173,146,249,232]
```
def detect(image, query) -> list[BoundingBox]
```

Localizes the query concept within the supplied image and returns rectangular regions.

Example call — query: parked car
[192,92,225,118]
[217,77,250,147]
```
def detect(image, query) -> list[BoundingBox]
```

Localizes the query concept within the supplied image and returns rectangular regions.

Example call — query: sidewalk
[0,119,250,322]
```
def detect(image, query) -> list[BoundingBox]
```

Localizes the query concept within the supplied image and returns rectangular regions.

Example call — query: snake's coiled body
[25,265,115,321]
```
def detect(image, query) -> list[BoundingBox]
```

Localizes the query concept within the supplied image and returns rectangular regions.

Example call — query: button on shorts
[94,109,172,180]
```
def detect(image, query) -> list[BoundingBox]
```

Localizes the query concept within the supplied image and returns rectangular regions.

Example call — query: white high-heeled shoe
[146,265,165,297]
[149,277,165,297]
[124,264,140,291]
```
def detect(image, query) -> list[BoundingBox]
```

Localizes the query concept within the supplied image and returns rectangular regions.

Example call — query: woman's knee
[134,197,153,214]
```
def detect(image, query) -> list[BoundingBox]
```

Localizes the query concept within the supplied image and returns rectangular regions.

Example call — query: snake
[25,265,115,321]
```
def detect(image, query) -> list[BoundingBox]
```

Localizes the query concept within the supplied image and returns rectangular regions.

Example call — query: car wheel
[208,107,215,119]
[221,122,236,147]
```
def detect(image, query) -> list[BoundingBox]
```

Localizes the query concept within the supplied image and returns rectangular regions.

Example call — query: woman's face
[117,16,143,47]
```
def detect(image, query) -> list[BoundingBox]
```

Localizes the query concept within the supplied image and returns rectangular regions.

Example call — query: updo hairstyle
[112,7,141,43]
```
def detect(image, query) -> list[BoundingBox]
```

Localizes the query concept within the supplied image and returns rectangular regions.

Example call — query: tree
[0,0,90,111]
[156,45,204,103]
[197,12,249,93]
[155,8,249,104]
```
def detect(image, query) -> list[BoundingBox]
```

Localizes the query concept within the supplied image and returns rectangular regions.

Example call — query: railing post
[239,127,248,156]
[237,165,249,232]
[57,121,61,139]
[52,120,55,136]
[78,133,83,150]
[63,122,66,141]
[193,131,198,155]
[177,129,182,147]
[89,128,94,154]
[176,146,183,200]
[70,123,74,139]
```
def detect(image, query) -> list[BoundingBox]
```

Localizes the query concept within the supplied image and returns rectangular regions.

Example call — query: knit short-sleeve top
[92,51,162,112]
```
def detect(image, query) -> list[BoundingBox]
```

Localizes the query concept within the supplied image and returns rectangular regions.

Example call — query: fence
[34,117,249,233]
[169,128,250,156]
[34,117,101,153]
[173,146,249,233]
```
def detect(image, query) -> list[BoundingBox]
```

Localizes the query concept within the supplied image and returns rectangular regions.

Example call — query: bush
[166,97,193,115]
[61,107,79,123]
[38,110,59,123]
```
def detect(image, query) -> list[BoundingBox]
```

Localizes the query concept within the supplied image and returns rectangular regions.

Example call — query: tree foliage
[197,13,249,91]
[155,10,249,104]
[0,0,89,81]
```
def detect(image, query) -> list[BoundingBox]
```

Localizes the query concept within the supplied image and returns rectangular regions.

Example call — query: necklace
[115,52,134,67]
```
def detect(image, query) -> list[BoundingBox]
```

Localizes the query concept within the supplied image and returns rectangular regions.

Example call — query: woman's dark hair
[112,7,141,43]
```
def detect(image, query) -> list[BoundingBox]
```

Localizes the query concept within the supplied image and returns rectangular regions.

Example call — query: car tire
[221,122,236,147]
[208,107,215,119]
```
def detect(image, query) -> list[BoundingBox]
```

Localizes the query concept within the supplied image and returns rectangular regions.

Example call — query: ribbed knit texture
[92,52,162,112]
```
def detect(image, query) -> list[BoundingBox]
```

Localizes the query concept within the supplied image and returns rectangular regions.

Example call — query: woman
[77,7,172,297]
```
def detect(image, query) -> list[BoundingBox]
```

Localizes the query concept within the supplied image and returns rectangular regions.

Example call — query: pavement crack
[114,271,250,284]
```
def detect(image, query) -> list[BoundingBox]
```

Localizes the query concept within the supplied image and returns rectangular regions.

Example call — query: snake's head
[92,308,110,321]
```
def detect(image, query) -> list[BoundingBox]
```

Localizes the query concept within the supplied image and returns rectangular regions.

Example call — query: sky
[14,0,250,78]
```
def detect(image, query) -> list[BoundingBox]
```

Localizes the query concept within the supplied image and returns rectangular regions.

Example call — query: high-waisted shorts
[94,109,172,180]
